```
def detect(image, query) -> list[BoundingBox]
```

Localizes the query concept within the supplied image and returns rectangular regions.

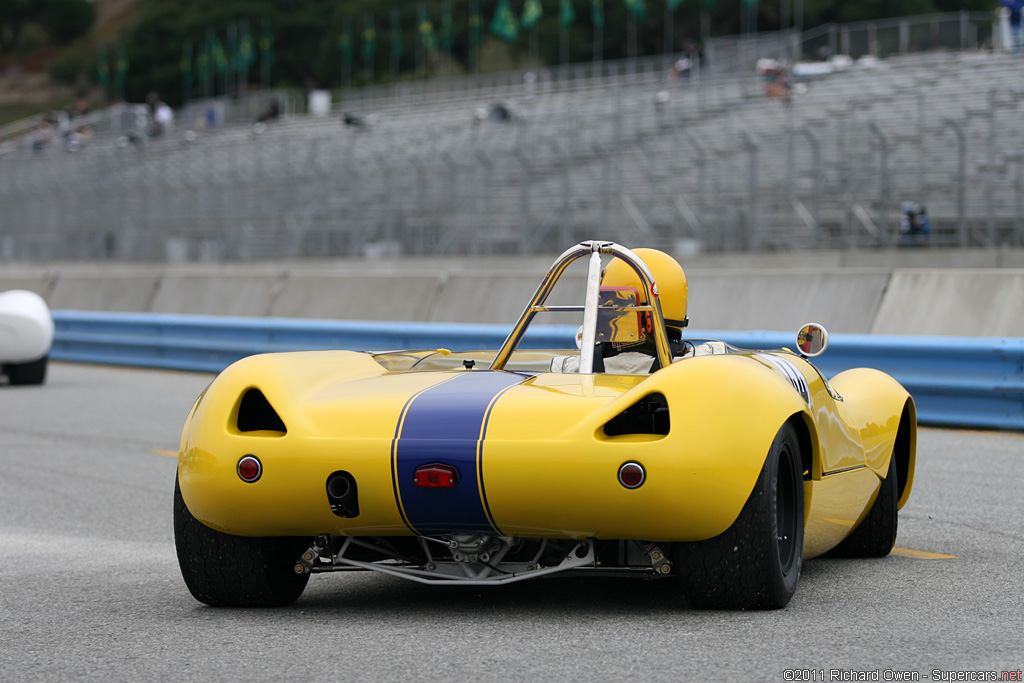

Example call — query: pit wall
[3,249,1024,337]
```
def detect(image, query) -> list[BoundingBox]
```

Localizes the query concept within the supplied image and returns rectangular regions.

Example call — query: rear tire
[174,476,310,607]
[6,355,47,385]
[676,422,805,610]
[826,455,898,558]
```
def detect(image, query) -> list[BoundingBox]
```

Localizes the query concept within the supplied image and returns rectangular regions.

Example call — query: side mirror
[796,323,829,357]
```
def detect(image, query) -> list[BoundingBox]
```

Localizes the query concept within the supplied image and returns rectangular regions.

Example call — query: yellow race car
[174,241,916,610]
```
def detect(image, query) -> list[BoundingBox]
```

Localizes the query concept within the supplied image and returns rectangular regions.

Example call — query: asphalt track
[1,362,1021,682]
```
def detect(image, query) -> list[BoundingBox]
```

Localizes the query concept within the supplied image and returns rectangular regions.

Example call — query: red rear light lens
[237,455,262,482]
[413,463,458,488]
[618,461,646,489]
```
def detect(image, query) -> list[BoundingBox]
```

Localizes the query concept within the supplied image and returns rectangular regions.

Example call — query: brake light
[237,455,262,483]
[618,461,646,489]
[413,463,458,488]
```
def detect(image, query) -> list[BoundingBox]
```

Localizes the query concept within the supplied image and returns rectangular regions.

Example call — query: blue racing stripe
[392,371,526,535]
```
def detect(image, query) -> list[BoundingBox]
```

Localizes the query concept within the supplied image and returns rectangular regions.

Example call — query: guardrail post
[943,118,968,247]
[550,141,571,247]
[440,152,459,253]
[514,149,532,253]
[1015,154,1024,246]
[594,141,611,236]
[799,127,822,242]
[376,153,393,247]
[741,131,758,251]
[868,122,889,247]
[408,155,427,255]
[918,92,926,200]
[474,150,494,253]
[685,133,708,226]
[986,89,997,247]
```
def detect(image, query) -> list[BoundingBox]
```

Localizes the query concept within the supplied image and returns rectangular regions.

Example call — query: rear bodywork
[179,346,915,562]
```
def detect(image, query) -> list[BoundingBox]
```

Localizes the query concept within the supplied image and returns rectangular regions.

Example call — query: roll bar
[489,240,673,373]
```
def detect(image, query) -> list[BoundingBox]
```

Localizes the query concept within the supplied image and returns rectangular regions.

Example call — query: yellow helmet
[602,248,688,333]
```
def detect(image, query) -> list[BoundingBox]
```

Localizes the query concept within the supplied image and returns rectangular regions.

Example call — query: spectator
[671,55,691,82]
[30,122,53,154]
[146,92,174,138]
[760,60,793,101]
[900,202,931,246]
[343,112,366,129]
[1003,0,1024,54]
[66,125,93,152]
[256,99,281,123]
[488,101,512,123]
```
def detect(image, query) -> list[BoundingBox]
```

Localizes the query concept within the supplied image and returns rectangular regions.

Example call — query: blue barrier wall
[50,311,1024,431]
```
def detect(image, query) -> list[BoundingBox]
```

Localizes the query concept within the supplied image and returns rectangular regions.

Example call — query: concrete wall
[686,269,892,334]
[871,270,1024,337]
[4,249,1024,337]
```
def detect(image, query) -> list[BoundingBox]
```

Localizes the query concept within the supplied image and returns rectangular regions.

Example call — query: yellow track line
[892,547,958,559]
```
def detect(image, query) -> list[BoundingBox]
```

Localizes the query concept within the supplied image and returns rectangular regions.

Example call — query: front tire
[174,476,310,607]
[826,454,898,558]
[6,355,47,385]
[676,422,805,610]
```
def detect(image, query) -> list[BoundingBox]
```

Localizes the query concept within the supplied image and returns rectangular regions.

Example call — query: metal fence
[1,11,1018,262]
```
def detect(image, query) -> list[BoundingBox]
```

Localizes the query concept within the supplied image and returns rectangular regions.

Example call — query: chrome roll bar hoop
[489,240,673,373]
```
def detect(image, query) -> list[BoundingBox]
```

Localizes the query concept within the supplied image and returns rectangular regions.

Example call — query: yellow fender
[831,367,917,508]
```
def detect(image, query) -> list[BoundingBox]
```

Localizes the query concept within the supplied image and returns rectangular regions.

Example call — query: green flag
[441,1,453,52]
[339,19,353,64]
[96,46,110,89]
[667,0,684,10]
[238,21,255,70]
[391,9,403,60]
[180,42,192,88]
[490,0,519,41]
[740,0,756,6]
[260,19,274,68]
[468,0,482,48]
[521,0,543,28]
[362,13,376,64]
[591,0,604,29]
[418,4,438,52]
[624,0,647,20]
[114,45,128,89]
[701,0,714,10]
[559,0,576,28]
[211,33,228,75]
[227,24,240,76]
[196,41,209,85]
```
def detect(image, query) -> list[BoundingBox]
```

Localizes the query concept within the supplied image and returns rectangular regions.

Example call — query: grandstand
[1,11,1020,261]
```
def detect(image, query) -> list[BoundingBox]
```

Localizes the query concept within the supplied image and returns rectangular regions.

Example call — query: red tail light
[413,463,458,488]
[618,461,646,489]
[237,455,263,482]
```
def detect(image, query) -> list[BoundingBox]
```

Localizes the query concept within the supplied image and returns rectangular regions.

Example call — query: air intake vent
[603,393,670,437]
[237,388,287,434]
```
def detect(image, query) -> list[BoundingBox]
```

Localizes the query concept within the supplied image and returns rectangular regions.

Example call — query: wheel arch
[790,411,816,484]
[894,398,916,509]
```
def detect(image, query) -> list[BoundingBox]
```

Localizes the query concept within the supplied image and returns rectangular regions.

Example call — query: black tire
[6,355,47,385]
[174,476,310,607]
[676,422,805,610]
[826,455,898,558]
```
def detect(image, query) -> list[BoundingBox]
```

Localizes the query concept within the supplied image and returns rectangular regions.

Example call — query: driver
[595,248,688,374]
[550,248,689,374]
